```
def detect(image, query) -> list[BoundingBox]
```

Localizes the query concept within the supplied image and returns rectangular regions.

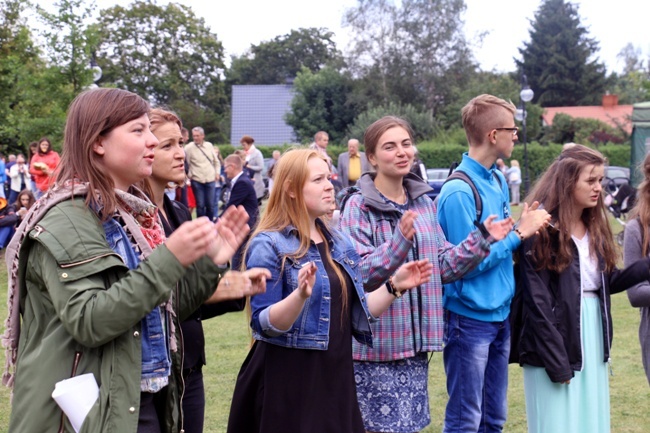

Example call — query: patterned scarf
[2,182,177,388]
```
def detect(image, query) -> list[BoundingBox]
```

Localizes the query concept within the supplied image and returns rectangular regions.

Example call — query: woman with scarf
[2,88,250,433]
[145,108,269,433]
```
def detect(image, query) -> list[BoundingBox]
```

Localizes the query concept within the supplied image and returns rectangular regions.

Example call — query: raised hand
[166,217,218,267]
[207,205,250,265]
[398,210,418,241]
[206,267,270,303]
[517,201,551,239]
[244,268,271,296]
[483,215,515,241]
[296,261,317,299]
[392,259,434,294]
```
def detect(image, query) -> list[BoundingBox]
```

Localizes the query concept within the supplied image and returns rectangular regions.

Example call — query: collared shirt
[230,171,244,188]
[184,141,217,183]
[348,153,362,182]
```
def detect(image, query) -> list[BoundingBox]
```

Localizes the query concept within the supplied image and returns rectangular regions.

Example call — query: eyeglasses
[494,127,519,136]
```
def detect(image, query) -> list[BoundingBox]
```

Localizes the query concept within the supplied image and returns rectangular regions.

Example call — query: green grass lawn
[1,208,650,432]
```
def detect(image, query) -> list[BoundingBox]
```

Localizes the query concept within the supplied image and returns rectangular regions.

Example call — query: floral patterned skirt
[354,353,430,433]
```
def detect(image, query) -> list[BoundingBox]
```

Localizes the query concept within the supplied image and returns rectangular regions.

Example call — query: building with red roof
[542,95,634,134]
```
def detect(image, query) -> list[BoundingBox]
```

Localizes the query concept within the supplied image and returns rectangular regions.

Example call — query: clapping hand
[483,215,515,241]
[398,210,418,241]
[207,205,250,265]
[296,261,317,299]
[517,201,551,238]
[206,267,270,303]
[391,259,434,295]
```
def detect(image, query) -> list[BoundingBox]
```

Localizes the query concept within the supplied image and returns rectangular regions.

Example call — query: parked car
[603,165,630,194]
[425,168,449,201]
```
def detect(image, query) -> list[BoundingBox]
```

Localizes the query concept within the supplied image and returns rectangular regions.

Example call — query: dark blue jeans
[181,368,205,433]
[443,310,510,433]
[190,180,215,221]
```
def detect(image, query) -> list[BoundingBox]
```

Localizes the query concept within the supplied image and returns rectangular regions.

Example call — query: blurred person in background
[29,137,60,199]
[8,154,30,205]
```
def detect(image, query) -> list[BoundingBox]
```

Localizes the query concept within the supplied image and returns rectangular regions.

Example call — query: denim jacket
[248,221,375,350]
[103,218,171,390]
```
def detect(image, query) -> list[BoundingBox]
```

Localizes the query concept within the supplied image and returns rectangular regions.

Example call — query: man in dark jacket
[222,154,259,269]
[222,154,259,229]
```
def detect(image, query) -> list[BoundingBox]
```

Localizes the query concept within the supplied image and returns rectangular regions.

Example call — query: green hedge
[216,142,632,184]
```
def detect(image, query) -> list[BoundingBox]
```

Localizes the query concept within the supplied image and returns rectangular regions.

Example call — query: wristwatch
[386,275,402,298]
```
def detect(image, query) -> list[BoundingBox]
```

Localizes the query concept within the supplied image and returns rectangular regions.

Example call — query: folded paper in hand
[52,373,99,433]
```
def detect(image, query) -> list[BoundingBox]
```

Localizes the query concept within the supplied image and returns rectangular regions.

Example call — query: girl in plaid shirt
[338,116,513,432]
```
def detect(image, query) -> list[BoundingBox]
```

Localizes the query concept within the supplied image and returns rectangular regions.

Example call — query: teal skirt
[523,295,610,433]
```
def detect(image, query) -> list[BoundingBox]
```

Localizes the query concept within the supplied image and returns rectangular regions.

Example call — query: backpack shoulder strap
[441,170,483,222]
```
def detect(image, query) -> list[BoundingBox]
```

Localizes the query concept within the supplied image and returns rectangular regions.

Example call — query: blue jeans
[443,310,510,433]
[0,225,15,249]
[190,180,215,221]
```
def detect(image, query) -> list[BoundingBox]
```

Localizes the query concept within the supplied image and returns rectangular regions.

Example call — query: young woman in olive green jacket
[2,88,251,433]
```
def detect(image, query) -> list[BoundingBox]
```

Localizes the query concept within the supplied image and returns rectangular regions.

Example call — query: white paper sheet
[52,373,99,433]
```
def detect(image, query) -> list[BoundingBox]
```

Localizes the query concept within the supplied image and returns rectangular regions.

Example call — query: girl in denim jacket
[227,148,433,433]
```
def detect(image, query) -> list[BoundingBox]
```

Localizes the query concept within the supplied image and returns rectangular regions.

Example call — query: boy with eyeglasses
[436,94,549,432]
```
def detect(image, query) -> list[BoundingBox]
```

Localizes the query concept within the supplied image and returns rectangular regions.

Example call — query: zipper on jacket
[59,252,122,268]
[58,351,83,433]
[175,282,186,433]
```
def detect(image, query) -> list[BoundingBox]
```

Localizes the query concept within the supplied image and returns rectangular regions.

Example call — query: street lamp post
[515,74,534,193]
[88,52,102,89]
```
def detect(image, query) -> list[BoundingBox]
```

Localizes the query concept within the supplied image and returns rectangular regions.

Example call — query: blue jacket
[437,153,521,322]
[103,218,171,384]
[247,221,375,350]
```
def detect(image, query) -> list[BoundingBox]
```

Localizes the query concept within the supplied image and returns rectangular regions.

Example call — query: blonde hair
[510,160,519,167]
[461,94,516,146]
[242,148,349,312]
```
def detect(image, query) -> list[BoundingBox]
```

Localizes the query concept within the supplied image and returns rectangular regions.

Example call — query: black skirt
[227,243,364,433]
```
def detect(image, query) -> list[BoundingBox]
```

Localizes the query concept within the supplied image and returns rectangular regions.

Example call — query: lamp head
[520,86,534,102]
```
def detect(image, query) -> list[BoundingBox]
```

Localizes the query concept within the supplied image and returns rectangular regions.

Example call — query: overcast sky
[55,0,650,74]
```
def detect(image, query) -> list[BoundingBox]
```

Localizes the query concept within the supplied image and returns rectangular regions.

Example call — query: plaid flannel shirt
[338,173,491,362]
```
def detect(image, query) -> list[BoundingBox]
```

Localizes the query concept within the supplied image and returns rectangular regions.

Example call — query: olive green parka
[6,194,222,433]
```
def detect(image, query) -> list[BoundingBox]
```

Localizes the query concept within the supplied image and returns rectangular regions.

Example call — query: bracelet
[386,275,402,298]
[514,228,525,242]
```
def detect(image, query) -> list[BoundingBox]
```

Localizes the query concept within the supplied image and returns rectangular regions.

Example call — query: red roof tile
[542,105,634,134]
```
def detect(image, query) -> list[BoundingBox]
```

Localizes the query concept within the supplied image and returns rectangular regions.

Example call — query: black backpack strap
[444,170,483,222]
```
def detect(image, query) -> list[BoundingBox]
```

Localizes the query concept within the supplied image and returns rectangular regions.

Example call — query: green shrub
[346,103,436,142]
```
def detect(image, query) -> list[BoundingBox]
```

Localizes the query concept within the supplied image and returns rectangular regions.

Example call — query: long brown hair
[242,148,349,310]
[630,152,650,256]
[363,116,414,162]
[525,144,617,273]
[56,88,150,219]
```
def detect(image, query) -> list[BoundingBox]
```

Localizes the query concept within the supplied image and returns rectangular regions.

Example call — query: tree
[347,102,436,143]
[285,67,357,143]
[37,0,98,94]
[344,0,476,115]
[516,0,609,107]
[0,0,69,151]
[609,44,650,104]
[226,27,343,87]
[97,1,229,140]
